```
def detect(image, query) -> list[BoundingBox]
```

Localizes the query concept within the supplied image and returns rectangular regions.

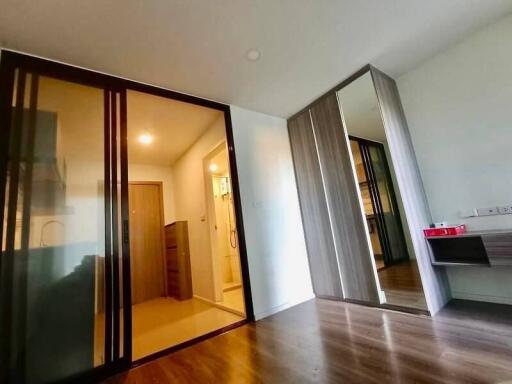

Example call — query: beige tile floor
[95,296,245,363]
[131,297,244,360]
[217,287,245,314]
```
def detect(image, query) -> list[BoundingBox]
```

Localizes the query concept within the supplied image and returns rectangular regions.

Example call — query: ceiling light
[246,49,261,61]
[138,133,153,145]
[209,163,219,173]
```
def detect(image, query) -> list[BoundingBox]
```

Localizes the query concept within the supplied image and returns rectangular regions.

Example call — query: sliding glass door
[0,53,130,383]
[0,50,253,382]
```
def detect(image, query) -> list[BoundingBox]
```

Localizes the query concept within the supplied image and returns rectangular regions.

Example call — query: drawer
[167,270,180,295]
[166,248,179,271]
[165,226,177,247]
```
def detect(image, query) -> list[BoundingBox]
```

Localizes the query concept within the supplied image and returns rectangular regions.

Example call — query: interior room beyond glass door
[0,66,126,383]
[366,142,409,265]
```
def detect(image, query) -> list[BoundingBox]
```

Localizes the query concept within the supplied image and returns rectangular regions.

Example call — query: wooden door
[128,182,166,304]
[288,110,344,299]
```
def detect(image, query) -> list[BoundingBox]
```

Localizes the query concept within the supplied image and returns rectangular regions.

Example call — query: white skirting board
[254,294,316,321]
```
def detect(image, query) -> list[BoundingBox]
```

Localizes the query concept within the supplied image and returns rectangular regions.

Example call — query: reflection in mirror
[337,72,428,311]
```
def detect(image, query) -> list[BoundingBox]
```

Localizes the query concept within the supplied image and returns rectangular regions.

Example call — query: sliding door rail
[0,50,229,112]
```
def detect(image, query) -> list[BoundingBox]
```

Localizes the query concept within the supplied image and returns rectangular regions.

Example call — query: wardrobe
[288,65,450,313]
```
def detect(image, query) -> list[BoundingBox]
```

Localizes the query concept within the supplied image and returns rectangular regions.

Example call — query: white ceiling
[127,90,222,166]
[1,1,511,118]
[37,77,221,166]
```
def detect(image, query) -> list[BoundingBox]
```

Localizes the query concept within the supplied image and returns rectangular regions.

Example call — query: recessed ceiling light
[138,133,153,145]
[246,49,261,61]
[209,163,219,173]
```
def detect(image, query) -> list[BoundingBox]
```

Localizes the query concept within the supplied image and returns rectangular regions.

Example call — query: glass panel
[0,73,106,383]
[368,144,409,263]
[349,139,383,261]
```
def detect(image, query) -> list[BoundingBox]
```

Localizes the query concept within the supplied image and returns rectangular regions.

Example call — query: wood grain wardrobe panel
[288,110,343,299]
[309,94,380,303]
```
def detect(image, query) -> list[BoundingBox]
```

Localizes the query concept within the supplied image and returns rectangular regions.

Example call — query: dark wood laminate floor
[378,260,428,310]
[104,299,512,384]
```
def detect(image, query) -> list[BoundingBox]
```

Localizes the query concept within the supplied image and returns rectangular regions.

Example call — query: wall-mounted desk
[426,230,512,267]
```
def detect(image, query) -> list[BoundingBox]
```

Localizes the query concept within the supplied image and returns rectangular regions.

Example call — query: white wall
[230,106,315,320]
[172,116,226,301]
[128,163,176,224]
[397,14,512,305]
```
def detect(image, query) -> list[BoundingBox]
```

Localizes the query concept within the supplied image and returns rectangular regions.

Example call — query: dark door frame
[0,50,254,383]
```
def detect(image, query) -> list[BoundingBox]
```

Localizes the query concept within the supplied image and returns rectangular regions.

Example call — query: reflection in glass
[0,74,106,383]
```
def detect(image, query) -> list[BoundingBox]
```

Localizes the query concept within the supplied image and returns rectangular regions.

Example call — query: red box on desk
[423,224,467,237]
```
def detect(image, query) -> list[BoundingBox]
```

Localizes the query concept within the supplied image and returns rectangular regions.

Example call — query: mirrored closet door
[338,71,428,311]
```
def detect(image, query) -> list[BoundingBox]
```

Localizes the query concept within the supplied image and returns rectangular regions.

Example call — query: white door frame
[203,140,228,303]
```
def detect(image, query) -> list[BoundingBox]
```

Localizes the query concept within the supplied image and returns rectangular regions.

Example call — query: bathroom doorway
[204,142,245,315]
[203,141,245,316]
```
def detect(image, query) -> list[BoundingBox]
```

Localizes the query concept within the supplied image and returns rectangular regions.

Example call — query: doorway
[125,90,249,361]
[204,142,245,315]
[0,51,253,383]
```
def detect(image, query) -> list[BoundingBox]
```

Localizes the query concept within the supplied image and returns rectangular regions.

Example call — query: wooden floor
[104,298,512,384]
[378,260,428,310]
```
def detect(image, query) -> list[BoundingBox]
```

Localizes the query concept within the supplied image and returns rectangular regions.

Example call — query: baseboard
[193,294,215,304]
[196,293,317,321]
[451,291,512,306]
[193,294,245,317]
[223,283,242,292]
[254,293,316,320]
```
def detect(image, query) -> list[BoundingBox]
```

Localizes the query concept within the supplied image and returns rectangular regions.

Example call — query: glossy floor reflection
[105,298,512,384]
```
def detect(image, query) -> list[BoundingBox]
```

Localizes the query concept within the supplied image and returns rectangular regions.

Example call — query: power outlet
[498,205,512,215]
[476,207,499,216]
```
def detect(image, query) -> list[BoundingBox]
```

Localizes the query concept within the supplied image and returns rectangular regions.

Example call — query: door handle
[122,220,129,244]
